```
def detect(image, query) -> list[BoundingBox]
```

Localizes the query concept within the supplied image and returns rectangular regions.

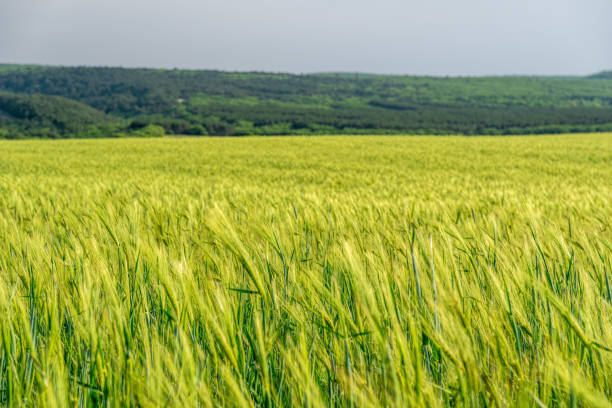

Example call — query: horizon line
[0,61,608,79]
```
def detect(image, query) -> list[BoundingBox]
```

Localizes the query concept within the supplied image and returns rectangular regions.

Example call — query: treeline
[0,91,163,139]
[175,103,612,135]
[1,64,612,138]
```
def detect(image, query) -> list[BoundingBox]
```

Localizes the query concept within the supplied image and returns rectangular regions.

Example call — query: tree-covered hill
[589,71,612,80]
[1,64,612,137]
[0,91,121,139]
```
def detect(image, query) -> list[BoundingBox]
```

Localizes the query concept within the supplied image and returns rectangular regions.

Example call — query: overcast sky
[1,0,610,76]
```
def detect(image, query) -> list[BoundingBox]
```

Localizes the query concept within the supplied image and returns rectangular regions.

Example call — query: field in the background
[0,134,611,407]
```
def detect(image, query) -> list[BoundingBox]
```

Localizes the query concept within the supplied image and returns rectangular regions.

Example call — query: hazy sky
[1,0,611,76]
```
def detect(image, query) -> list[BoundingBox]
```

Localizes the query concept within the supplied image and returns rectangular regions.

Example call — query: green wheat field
[1,134,611,407]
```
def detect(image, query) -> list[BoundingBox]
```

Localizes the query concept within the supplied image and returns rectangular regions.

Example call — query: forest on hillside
[1,64,612,138]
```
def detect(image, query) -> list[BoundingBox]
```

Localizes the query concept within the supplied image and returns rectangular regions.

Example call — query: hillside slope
[0,91,119,138]
[1,65,612,137]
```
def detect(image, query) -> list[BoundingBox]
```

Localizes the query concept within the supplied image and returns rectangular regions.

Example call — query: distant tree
[133,125,165,138]
[184,125,208,136]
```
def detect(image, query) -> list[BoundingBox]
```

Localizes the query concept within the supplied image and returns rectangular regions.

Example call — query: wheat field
[0,134,611,407]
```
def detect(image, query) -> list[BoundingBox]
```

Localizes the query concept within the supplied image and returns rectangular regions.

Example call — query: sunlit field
[0,134,611,407]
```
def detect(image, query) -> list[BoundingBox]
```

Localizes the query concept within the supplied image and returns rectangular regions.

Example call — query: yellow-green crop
[0,134,611,407]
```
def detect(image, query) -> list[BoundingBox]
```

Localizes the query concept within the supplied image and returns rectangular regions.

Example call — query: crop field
[0,134,611,407]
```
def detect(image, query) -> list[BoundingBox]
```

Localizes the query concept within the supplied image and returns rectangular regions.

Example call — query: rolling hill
[1,64,612,137]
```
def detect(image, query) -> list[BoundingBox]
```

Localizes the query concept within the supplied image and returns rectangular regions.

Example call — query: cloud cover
[1,0,610,75]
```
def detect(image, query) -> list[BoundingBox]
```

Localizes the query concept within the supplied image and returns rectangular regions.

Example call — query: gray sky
[1,0,610,76]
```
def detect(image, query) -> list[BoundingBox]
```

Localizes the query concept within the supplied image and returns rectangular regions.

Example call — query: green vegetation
[2,64,612,137]
[0,64,42,74]
[0,91,119,139]
[589,72,612,80]
[0,134,611,406]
